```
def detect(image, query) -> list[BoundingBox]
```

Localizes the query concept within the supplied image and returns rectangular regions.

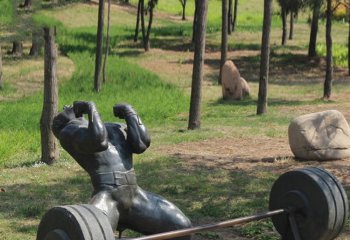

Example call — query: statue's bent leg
[120,187,192,240]
[90,190,119,231]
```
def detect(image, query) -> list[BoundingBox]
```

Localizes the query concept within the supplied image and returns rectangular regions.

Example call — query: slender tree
[348,8,349,76]
[192,0,199,43]
[188,0,208,130]
[94,0,105,92]
[219,0,228,85]
[289,11,294,40]
[103,0,111,83]
[134,0,142,42]
[0,45,3,90]
[323,0,333,99]
[40,27,59,164]
[308,0,322,57]
[232,0,238,32]
[179,0,187,20]
[257,0,272,115]
[140,0,157,51]
[281,7,287,45]
[228,0,233,34]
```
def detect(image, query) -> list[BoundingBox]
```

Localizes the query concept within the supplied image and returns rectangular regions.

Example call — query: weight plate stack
[36,204,115,240]
[269,167,348,240]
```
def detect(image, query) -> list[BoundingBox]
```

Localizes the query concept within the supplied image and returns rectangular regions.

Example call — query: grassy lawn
[0,0,349,239]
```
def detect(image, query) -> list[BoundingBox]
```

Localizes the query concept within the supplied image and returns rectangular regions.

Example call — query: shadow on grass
[211,97,329,108]
[204,52,328,85]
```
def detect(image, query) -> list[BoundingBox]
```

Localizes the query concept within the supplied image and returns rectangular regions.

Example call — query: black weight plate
[37,204,115,240]
[310,167,349,239]
[302,168,339,240]
[269,168,336,240]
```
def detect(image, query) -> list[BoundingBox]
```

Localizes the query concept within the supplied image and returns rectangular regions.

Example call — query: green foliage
[316,43,348,67]
[32,12,62,28]
[0,0,14,26]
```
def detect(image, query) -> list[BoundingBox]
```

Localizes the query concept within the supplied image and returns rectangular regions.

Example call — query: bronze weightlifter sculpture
[52,101,192,239]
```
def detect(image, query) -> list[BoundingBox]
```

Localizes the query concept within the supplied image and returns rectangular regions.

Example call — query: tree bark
[192,0,199,44]
[228,0,232,34]
[94,0,105,92]
[0,45,3,90]
[232,0,238,32]
[29,30,41,57]
[348,9,350,76]
[188,0,208,130]
[19,0,32,8]
[257,0,272,115]
[41,27,59,164]
[134,0,142,42]
[281,8,287,45]
[308,3,321,57]
[141,0,147,48]
[219,0,228,85]
[323,0,333,99]
[103,0,111,83]
[144,1,155,52]
[289,11,294,40]
[10,41,23,56]
[180,0,187,20]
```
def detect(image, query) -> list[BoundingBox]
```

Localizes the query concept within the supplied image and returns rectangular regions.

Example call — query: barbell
[36,167,349,240]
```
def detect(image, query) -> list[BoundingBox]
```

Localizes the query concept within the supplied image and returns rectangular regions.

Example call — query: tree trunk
[29,30,40,57]
[141,0,147,48]
[94,0,105,92]
[232,0,238,32]
[134,0,142,42]
[144,2,155,52]
[188,0,208,130]
[180,0,187,20]
[308,3,321,57]
[0,45,3,90]
[348,10,349,76]
[228,0,232,34]
[41,27,59,165]
[289,11,294,40]
[323,0,333,99]
[19,0,32,8]
[219,0,228,85]
[257,0,272,115]
[11,41,23,56]
[103,0,111,83]
[281,8,287,45]
[192,0,199,44]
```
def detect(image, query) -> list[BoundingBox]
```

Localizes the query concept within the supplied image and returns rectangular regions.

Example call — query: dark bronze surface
[52,101,192,239]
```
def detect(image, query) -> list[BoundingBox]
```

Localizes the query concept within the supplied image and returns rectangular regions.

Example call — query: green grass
[317,43,348,67]
[0,1,350,239]
[0,0,14,26]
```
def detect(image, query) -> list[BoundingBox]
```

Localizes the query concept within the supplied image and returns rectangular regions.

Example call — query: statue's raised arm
[113,103,150,154]
[53,101,108,154]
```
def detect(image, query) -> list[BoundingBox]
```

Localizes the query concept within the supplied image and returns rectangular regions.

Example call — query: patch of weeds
[17,204,45,218]
[240,220,279,240]
[196,231,222,239]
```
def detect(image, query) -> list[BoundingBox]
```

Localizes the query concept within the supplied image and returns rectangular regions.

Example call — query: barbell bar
[129,209,288,240]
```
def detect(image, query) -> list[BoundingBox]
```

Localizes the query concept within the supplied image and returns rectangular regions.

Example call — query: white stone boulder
[221,60,243,100]
[288,110,350,161]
